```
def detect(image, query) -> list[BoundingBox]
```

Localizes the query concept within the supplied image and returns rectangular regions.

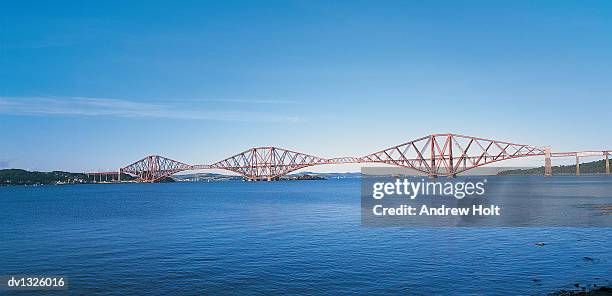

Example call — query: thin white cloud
[0,96,302,123]
[196,98,304,105]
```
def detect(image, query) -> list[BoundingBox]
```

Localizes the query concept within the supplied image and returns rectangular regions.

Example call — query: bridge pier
[544,147,552,177]
[576,155,580,176]
[605,153,610,175]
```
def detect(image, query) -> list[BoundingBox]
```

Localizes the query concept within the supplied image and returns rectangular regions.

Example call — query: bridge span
[92,133,611,182]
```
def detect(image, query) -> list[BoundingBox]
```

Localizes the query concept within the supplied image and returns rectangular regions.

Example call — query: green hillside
[0,169,134,185]
[499,158,610,175]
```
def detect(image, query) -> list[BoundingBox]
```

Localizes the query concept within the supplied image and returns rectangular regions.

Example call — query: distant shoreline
[2,158,610,187]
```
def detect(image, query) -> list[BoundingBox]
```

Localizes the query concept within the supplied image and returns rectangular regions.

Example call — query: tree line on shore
[0,169,135,186]
[498,158,610,175]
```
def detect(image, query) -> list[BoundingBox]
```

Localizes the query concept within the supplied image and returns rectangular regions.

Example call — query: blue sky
[1,1,612,172]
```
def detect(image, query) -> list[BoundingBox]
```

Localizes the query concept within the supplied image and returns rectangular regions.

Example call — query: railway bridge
[91,133,611,182]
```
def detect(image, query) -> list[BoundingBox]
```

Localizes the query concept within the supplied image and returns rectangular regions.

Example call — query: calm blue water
[0,176,610,295]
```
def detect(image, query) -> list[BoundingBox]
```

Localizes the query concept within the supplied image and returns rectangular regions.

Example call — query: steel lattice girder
[359,133,546,176]
[116,133,603,182]
[122,155,192,182]
[210,147,328,180]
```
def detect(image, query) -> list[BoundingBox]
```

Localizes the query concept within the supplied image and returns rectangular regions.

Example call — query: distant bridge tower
[605,152,610,175]
[544,147,552,177]
[122,155,192,182]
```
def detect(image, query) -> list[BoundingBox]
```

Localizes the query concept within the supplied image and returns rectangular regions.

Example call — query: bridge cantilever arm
[112,134,612,182]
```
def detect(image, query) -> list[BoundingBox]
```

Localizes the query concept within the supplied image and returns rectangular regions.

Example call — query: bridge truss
[360,133,546,177]
[108,133,609,182]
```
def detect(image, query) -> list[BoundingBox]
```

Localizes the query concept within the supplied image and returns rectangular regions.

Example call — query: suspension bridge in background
[88,133,611,183]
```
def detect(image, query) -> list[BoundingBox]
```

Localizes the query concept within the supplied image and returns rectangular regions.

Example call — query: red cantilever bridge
[95,133,610,183]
